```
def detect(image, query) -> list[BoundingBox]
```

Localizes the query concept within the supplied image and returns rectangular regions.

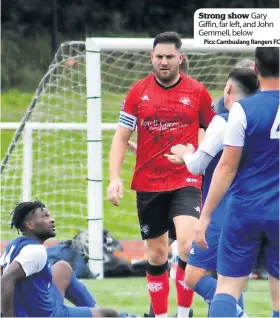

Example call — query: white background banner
[194,9,280,47]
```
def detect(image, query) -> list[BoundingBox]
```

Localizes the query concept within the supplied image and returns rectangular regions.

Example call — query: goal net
[1,39,252,242]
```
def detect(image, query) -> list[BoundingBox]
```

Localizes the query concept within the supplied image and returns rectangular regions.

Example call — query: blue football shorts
[217,198,279,279]
[188,226,220,271]
[51,283,93,317]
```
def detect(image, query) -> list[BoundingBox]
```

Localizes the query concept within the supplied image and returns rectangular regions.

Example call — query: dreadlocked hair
[10,200,45,231]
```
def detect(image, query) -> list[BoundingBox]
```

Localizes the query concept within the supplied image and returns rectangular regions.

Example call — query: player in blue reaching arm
[195,47,279,318]
[0,200,119,317]
[166,67,259,317]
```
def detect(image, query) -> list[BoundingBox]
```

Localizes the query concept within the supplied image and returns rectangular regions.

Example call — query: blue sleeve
[215,96,228,115]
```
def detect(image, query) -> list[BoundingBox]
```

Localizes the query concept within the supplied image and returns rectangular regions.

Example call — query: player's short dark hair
[153,32,182,50]
[255,47,279,77]
[10,200,45,231]
[228,68,260,96]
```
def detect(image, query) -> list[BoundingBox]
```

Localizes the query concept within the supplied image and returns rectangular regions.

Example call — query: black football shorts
[136,187,201,240]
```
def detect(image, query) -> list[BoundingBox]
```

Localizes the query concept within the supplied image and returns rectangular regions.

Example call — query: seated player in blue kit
[0,200,119,317]
[195,47,279,317]
[167,67,259,317]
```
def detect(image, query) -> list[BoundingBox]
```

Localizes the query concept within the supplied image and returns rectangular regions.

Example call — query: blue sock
[194,275,217,304]
[273,311,280,317]
[209,293,237,317]
[65,271,96,307]
[194,275,244,317]
[237,293,244,310]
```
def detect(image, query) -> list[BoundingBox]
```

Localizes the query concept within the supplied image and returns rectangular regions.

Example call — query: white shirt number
[270,106,280,139]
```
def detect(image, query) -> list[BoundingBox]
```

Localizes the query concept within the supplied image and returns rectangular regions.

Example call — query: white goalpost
[1,38,253,279]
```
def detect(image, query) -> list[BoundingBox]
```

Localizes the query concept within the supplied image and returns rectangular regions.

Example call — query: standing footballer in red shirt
[107,32,215,318]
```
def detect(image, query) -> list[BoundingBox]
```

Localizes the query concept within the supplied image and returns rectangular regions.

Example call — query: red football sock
[146,271,169,315]
[176,260,194,308]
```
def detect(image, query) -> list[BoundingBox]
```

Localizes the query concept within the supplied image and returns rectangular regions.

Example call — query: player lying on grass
[0,200,119,317]
[195,47,279,317]
[167,67,259,317]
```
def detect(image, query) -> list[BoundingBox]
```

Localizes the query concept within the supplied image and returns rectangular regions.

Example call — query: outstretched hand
[170,144,195,160]
[164,154,184,164]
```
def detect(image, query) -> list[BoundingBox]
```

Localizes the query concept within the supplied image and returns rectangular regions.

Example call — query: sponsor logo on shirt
[180,97,191,106]
[190,248,195,255]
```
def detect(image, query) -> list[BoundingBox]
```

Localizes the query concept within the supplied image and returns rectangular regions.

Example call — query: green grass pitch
[81,278,271,317]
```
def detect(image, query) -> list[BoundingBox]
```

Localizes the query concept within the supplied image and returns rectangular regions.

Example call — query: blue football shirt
[1,236,57,317]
